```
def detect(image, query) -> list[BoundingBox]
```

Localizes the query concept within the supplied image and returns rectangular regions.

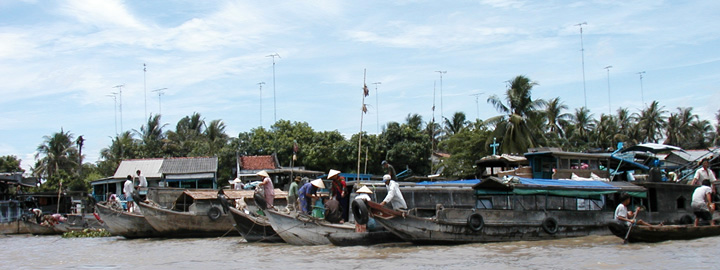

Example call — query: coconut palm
[35,128,78,179]
[443,111,469,137]
[636,101,667,143]
[566,107,596,150]
[543,98,571,138]
[135,114,168,157]
[486,75,544,154]
[663,107,696,147]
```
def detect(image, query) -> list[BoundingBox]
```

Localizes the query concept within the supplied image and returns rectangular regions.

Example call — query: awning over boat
[181,190,220,200]
[621,143,684,154]
[416,179,481,185]
[473,177,647,198]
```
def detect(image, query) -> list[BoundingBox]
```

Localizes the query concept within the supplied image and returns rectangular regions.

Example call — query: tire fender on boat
[208,206,223,221]
[542,217,559,234]
[680,215,694,225]
[467,213,484,232]
[352,199,369,225]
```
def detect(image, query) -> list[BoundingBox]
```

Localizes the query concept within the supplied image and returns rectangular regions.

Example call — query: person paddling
[614,193,652,227]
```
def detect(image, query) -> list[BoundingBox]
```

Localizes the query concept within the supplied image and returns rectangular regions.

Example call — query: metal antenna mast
[470,92,484,120]
[258,82,265,128]
[372,82,381,133]
[637,71,646,107]
[107,93,118,135]
[604,65,613,114]
[576,22,588,108]
[435,71,447,124]
[152,88,167,115]
[113,84,124,132]
[266,53,280,124]
[143,63,147,121]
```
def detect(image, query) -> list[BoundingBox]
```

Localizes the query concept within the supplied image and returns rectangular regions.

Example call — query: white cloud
[59,0,146,30]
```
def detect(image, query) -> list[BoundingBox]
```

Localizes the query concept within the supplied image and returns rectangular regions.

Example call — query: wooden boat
[227,207,283,243]
[137,190,239,238]
[326,230,403,246]
[359,177,647,244]
[607,222,720,243]
[265,209,355,245]
[95,202,160,238]
[0,220,31,234]
[25,220,61,235]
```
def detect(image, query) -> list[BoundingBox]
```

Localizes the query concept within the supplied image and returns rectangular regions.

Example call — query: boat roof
[524,150,611,159]
[621,143,684,154]
[473,176,647,197]
[220,189,288,199]
[475,154,528,167]
[181,190,219,200]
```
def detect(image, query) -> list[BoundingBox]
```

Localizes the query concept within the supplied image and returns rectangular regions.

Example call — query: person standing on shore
[380,174,407,210]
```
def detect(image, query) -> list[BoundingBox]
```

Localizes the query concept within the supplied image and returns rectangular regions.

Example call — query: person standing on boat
[123,175,135,212]
[691,179,716,226]
[287,176,301,211]
[256,170,274,209]
[382,160,397,180]
[328,169,348,222]
[136,170,147,188]
[614,193,651,226]
[299,179,325,214]
[690,159,716,185]
[354,186,374,232]
[380,174,407,210]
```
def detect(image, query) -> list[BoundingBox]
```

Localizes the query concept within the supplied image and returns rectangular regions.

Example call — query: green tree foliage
[439,121,491,178]
[35,128,78,180]
[0,155,24,173]
[486,75,545,154]
[381,114,432,176]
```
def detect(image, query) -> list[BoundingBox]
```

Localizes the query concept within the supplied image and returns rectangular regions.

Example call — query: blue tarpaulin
[417,179,481,185]
[516,178,618,190]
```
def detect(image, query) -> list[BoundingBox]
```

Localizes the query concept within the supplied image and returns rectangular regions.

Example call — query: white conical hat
[328,169,341,179]
[356,186,373,194]
[232,178,242,183]
[311,179,325,189]
[256,170,269,178]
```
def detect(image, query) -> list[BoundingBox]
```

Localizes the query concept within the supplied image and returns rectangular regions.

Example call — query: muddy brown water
[1,234,718,269]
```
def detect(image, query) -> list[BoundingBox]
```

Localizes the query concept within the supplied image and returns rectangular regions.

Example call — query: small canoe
[228,207,284,243]
[95,202,160,238]
[608,221,720,243]
[265,209,355,245]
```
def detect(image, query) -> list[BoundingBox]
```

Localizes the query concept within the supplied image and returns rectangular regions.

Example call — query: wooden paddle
[623,206,642,244]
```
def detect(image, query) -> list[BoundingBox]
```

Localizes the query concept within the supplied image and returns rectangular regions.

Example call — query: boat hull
[137,202,238,238]
[0,220,31,234]
[326,231,403,246]
[265,210,354,245]
[608,222,720,243]
[228,207,283,243]
[95,202,159,238]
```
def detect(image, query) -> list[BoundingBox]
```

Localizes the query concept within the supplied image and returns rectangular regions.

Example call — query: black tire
[208,206,223,221]
[131,193,142,204]
[680,215,694,225]
[352,199,369,225]
[467,213,484,232]
[254,193,268,210]
[217,194,230,213]
[542,217,559,234]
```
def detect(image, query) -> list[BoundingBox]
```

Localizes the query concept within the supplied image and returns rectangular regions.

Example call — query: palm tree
[636,101,667,143]
[405,113,424,131]
[543,97,571,139]
[567,107,596,150]
[35,128,78,179]
[663,107,696,147]
[202,119,229,155]
[135,114,168,157]
[443,112,468,137]
[486,75,544,154]
[166,112,205,156]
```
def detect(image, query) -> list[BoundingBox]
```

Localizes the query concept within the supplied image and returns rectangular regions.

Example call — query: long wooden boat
[361,177,647,244]
[137,190,239,238]
[326,231,403,246]
[265,209,354,245]
[0,220,31,234]
[26,220,62,235]
[95,202,159,238]
[607,222,720,243]
[228,206,283,243]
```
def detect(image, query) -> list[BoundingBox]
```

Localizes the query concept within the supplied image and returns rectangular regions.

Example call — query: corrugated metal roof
[160,157,218,174]
[113,159,164,179]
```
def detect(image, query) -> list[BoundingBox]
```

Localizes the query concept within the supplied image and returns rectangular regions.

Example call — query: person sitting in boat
[614,193,652,227]
[380,174,407,211]
[690,158,716,185]
[354,186,374,232]
[691,179,716,226]
[324,197,343,223]
[299,179,325,214]
[328,169,348,222]
[256,170,275,209]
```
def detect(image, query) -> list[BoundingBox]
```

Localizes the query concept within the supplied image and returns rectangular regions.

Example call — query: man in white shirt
[123,175,135,212]
[691,159,716,185]
[614,193,651,226]
[380,174,407,210]
[136,170,148,188]
[691,179,715,226]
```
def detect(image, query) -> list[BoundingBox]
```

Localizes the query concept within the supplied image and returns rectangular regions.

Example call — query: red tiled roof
[240,155,277,170]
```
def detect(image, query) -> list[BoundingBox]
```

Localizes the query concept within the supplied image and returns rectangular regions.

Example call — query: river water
[1,234,718,269]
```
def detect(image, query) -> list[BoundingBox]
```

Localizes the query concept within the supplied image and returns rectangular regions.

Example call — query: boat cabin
[171,190,223,213]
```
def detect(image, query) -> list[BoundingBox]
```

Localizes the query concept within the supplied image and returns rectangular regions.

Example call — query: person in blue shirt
[298,179,325,214]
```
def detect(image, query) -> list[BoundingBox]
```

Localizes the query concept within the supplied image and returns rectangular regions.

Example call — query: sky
[1,0,719,173]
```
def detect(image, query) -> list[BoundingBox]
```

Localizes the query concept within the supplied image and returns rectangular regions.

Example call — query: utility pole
[113,84,124,132]
[604,65,613,114]
[266,53,280,124]
[152,88,167,115]
[372,82,381,134]
[258,82,265,128]
[576,22,588,108]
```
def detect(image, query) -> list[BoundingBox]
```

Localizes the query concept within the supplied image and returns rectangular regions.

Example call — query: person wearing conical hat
[256,170,274,209]
[298,179,325,214]
[354,185,374,232]
[328,169,348,223]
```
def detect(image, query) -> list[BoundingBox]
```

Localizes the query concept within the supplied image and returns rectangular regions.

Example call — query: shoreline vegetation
[2,75,719,194]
